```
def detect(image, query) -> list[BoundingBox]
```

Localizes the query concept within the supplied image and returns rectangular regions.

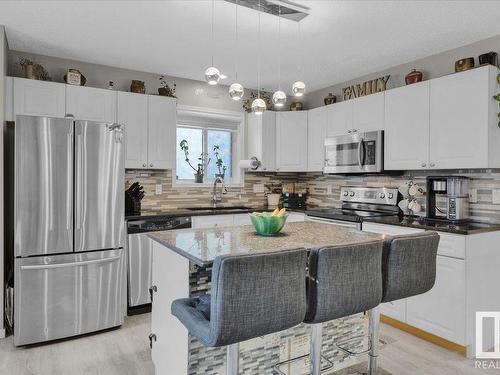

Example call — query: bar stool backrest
[209,248,308,347]
[304,241,383,324]
[382,232,440,303]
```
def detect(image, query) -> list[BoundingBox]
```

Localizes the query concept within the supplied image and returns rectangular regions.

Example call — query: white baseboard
[0,328,5,339]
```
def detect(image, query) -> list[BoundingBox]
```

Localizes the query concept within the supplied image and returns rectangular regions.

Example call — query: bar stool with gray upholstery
[171,248,308,375]
[364,231,440,374]
[303,240,384,375]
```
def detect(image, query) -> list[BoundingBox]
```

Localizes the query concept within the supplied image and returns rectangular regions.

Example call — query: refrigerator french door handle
[75,131,83,231]
[66,132,73,230]
[20,255,122,270]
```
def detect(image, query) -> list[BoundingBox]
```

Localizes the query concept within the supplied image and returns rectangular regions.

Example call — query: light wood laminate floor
[0,314,496,375]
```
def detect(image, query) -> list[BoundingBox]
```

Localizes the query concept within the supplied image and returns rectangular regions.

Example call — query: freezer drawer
[127,233,153,307]
[14,249,125,346]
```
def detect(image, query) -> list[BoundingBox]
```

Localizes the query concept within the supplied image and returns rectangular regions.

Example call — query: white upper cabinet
[118,92,148,169]
[384,81,430,170]
[326,100,352,137]
[147,95,177,169]
[12,77,66,119]
[247,111,276,172]
[351,91,385,132]
[66,85,116,123]
[307,106,327,172]
[276,111,308,172]
[429,66,499,169]
[118,93,177,170]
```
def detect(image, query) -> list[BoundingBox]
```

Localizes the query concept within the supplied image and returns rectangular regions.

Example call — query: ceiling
[1,1,500,93]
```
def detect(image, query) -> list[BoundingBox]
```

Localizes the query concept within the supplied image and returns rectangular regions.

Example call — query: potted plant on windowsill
[213,145,227,179]
[179,139,211,183]
[265,184,282,208]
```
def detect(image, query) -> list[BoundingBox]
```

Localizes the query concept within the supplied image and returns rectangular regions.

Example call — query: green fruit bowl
[249,213,288,236]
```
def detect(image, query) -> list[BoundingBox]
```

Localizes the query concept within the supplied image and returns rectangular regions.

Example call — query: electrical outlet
[469,189,478,203]
[493,189,500,204]
[155,184,162,195]
[253,184,265,193]
[326,184,333,195]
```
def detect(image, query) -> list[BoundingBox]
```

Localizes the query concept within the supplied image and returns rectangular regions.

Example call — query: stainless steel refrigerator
[5,115,125,346]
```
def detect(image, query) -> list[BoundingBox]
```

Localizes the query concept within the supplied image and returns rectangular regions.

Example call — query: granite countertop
[148,222,383,267]
[365,215,500,235]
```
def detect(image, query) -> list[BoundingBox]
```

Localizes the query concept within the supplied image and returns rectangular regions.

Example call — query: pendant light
[205,0,221,85]
[229,1,244,100]
[251,0,266,115]
[292,21,306,97]
[272,4,286,107]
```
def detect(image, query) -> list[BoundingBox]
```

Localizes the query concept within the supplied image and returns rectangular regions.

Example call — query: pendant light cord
[211,0,215,66]
[278,4,281,90]
[258,0,261,99]
[235,0,238,81]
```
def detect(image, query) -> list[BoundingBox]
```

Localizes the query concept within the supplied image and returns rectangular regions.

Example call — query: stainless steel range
[306,186,400,230]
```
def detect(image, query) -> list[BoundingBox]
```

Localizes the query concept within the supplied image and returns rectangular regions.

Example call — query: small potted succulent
[158,76,177,98]
[213,145,227,179]
[265,184,282,208]
[179,139,210,183]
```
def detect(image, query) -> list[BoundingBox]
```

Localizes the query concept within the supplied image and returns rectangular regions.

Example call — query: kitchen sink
[185,206,252,211]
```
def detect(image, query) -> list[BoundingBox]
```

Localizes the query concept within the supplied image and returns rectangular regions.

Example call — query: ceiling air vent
[224,0,309,21]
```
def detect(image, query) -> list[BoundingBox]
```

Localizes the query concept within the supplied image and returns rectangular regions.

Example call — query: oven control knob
[379,193,385,199]
[388,193,394,199]
[349,191,355,197]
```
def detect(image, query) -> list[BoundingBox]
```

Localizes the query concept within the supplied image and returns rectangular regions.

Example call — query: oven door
[324,131,383,174]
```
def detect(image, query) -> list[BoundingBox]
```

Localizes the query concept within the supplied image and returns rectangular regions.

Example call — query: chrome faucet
[212,176,228,208]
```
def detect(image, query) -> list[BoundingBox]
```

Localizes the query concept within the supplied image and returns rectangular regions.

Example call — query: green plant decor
[213,145,227,177]
[19,58,52,81]
[158,75,177,98]
[179,139,211,176]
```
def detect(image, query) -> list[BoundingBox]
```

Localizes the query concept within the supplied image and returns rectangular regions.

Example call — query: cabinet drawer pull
[142,163,147,167]
[421,163,426,167]
[150,163,153,167]
[430,162,436,167]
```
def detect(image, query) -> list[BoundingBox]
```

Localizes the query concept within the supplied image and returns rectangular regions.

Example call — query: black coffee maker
[426,176,470,221]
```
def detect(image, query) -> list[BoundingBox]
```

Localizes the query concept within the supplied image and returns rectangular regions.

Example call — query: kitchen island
[148,222,383,375]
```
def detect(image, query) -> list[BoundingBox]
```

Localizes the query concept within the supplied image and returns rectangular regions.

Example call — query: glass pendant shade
[272,90,287,107]
[229,83,244,100]
[251,98,266,115]
[205,66,221,85]
[292,81,306,97]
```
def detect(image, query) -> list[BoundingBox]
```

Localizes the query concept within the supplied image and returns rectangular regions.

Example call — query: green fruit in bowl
[249,212,288,236]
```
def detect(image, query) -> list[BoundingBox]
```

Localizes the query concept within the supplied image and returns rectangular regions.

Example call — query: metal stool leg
[368,306,380,375]
[226,343,239,375]
[310,323,323,375]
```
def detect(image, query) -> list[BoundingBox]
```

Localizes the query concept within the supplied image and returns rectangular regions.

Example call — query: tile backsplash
[126,169,500,224]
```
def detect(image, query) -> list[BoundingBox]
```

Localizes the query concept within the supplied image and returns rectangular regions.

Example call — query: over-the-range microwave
[324,130,383,174]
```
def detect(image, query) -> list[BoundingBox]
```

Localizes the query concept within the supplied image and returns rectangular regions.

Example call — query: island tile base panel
[188,264,365,375]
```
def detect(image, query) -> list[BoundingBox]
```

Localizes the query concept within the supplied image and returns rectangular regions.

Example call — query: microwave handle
[357,138,365,168]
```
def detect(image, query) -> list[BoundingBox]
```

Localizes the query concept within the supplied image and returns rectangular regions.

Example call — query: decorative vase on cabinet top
[405,69,423,85]
[455,58,475,72]
[324,93,337,105]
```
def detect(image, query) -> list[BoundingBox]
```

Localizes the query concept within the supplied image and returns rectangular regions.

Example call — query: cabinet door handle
[65,114,75,119]
[142,163,147,167]
[150,163,153,167]
[430,162,436,167]
[421,163,426,167]
[148,333,157,349]
[347,130,352,134]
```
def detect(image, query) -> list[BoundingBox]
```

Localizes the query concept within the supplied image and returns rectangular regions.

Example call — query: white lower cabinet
[380,299,406,322]
[192,212,305,229]
[406,255,466,345]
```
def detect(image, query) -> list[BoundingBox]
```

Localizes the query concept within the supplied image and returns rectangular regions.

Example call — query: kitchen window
[174,106,244,187]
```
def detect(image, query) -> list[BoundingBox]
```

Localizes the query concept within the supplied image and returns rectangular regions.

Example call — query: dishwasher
[126,216,191,315]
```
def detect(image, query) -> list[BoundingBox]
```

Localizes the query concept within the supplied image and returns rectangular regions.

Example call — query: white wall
[0,25,7,338]
[8,50,250,113]
[304,33,500,109]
